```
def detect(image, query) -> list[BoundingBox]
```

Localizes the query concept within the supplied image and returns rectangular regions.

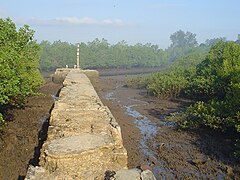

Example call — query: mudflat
[93,71,240,179]
[0,72,62,180]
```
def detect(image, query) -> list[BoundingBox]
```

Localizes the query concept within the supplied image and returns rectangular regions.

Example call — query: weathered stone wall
[26,69,127,179]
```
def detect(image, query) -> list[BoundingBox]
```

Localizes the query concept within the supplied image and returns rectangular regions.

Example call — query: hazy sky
[1,0,239,48]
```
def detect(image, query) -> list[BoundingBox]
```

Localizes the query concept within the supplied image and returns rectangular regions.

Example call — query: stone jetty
[25,68,156,180]
[25,69,127,179]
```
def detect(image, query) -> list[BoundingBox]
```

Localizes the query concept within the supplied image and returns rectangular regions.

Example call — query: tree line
[40,30,221,71]
[39,39,166,70]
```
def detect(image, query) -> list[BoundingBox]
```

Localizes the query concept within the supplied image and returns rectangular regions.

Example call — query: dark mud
[93,74,240,179]
[0,72,62,180]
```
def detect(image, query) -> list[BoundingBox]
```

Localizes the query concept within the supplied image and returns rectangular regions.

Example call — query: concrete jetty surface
[25,69,128,179]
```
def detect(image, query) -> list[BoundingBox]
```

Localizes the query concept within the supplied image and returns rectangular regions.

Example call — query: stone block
[40,134,127,179]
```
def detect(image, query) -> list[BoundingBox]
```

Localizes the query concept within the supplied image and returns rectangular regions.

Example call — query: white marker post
[77,43,80,69]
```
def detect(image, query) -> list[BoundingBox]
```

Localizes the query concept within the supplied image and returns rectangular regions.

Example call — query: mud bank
[93,75,240,179]
[0,77,61,180]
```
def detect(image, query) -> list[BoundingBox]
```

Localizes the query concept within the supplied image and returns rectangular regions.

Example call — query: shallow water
[51,94,59,102]
[125,105,158,155]
[104,91,175,179]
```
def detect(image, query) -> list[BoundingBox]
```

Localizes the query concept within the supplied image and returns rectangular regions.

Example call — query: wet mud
[93,74,240,179]
[0,72,62,179]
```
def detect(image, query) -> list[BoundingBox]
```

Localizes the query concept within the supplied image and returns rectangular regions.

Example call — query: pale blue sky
[0,0,239,48]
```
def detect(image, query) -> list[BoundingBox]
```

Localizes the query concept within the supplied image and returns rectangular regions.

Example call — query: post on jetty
[77,43,80,69]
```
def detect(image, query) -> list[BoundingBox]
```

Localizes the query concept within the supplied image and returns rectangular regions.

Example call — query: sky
[0,0,239,48]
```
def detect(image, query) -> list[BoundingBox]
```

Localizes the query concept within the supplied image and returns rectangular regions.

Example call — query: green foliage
[173,42,240,155]
[147,71,188,98]
[132,46,208,99]
[186,41,240,100]
[39,39,167,70]
[145,41,240,155]
[40,40,76,71]
[0,18,43,122]
[0,113,5,130]
[127,75,149,89]
[129,41,240,155]
[40,29,232,73]
[205,37,226,47]
[39,30,203,70]
[176,101,227,130]
[169,46,208,70]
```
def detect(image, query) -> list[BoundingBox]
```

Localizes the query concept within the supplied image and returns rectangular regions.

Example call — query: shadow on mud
[29,87,61,165]
[148,103,240,178]
[18,87,62,180]
[28,116,50,166]
[193,128,240,165]
[17,115,50,180]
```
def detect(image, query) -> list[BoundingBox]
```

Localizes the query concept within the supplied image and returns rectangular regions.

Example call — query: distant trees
[170,30,198,48]
[129,46,208,99]
[205,37,226,47]
[164,30,199,63]
[39,30,204,70]
[236,34,240,44]
[40,40,75,71]
[0,18,43,124]
[39,30,240,71]
[39,39,167,70]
